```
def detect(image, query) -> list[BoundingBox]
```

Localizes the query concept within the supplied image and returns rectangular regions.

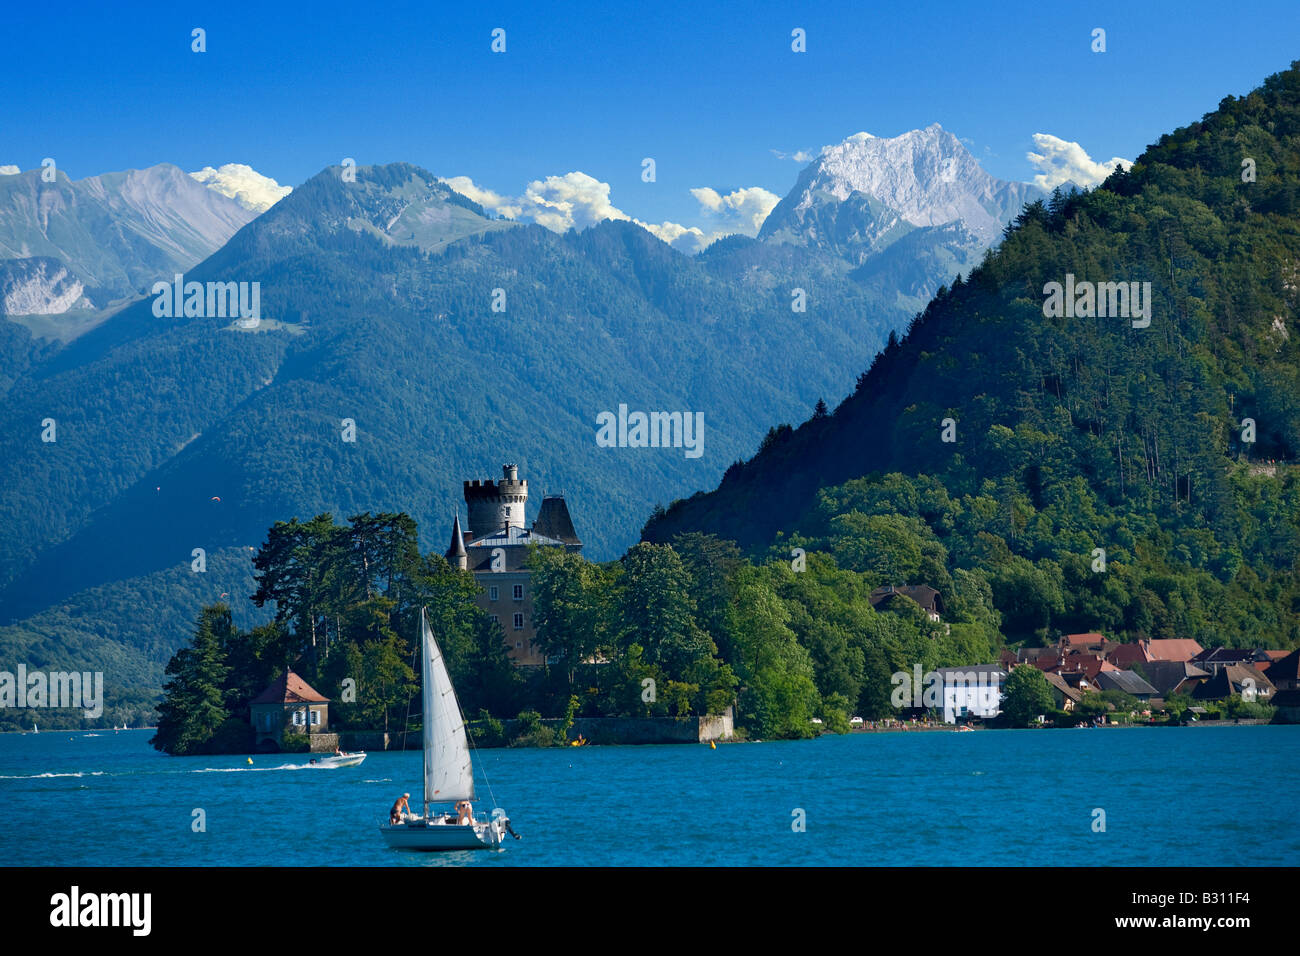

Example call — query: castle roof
[533,496,581,545]
[446,513,467,559]
[466,526,564,548]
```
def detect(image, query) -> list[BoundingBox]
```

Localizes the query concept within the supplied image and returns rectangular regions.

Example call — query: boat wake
[195,763,308,773]
[0,770,106,779]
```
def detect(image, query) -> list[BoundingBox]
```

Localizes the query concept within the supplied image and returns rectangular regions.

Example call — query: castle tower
[464,463,528,538]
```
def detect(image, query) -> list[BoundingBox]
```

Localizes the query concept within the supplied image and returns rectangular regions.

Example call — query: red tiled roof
[1107,643,1151,667]
[1064,633,1107,646]
[1048,653,1118,681]
[249,669,329,705]
[1145,639,1203,662]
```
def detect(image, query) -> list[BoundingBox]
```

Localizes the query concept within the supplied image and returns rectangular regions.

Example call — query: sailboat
[379,608,512,851]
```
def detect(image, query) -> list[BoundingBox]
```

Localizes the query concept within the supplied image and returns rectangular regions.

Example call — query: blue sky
[3,0,1297,237]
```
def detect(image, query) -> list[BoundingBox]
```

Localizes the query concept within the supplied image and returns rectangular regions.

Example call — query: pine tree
[151,605,234,755]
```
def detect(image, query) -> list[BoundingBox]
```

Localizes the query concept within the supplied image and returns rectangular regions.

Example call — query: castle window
[512,584,524,601]
[489,585,499,601]
[513,613,524,630]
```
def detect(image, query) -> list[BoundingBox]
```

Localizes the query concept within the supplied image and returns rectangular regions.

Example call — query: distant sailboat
[32,723,37,734]
[379,608,512,851]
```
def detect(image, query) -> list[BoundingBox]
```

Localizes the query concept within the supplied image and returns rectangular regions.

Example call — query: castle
[445,464,582,666]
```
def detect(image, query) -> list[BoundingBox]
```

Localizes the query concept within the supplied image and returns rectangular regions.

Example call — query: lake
[1,726,1296,866]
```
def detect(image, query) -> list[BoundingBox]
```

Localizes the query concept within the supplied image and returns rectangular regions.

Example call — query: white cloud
[189,163,291,213]
[520,172,631,232]
[0,165,19,175]
[438,173,779,254]
[690,186,781,235]
[440,175,522,219]
[771,148,816,163]
[1027,134,1131,190]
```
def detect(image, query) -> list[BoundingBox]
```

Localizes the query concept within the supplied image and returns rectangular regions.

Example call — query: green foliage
[1001,666,1055,727]
[729,566,820,738]
[1225,694,1275,719]
[819,692,853,734]
[279,732,309,753]
[467,709,506,748]
[510,709,556,747]
[150,605,234,755]
[646,63,1300,660]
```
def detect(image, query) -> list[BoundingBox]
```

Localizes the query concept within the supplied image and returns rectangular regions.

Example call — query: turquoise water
[1,726,1296,866]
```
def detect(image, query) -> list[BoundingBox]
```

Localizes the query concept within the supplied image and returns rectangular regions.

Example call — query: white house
[934,665,1006,724]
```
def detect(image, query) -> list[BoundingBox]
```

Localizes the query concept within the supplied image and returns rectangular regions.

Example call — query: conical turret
[446,513,468,570]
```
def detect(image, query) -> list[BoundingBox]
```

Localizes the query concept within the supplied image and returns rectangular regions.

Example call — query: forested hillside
[645,63,1300,652]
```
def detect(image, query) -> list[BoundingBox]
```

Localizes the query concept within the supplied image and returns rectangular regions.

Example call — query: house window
[516,640,522,649]
[513,613,524,630]
[513,584,524,601]
[489,585,499,601]
[292,710,305,726]
[310,710,320,726]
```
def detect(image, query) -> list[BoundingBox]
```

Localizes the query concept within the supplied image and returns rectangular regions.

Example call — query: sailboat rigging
[379,607,513,850]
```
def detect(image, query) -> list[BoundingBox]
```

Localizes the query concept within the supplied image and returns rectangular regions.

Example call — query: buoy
[710,740,716,749]
[246,757,253,765]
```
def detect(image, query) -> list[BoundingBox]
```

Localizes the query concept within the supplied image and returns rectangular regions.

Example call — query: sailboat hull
[379,817,506,851]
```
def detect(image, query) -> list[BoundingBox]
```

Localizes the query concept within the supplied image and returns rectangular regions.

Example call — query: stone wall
[308,733,340,753]
[505,714,734,746]
[337,715,735,749]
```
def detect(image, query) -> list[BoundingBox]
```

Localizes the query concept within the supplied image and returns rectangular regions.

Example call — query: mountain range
[0,126,1052,707]
[0,164,258,319]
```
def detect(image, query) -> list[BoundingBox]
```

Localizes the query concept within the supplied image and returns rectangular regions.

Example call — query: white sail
[421,608,476,811]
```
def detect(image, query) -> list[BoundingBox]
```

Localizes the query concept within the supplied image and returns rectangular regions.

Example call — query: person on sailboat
[391,793,411,824]
[455,800,473,825]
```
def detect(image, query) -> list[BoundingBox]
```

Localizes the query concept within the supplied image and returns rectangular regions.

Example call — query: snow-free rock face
[0,164,259,311]
[0,257,91,315]
[759,125,1045,264]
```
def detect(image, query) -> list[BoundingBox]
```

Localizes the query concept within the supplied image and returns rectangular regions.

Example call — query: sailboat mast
[421,607,435,819]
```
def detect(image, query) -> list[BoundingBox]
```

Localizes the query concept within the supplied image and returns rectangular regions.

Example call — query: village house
[1191,664,1276,702]
[1257,648,1299,690]
[1042,671,1082,712]
[248,669,330,749]
[1191,647,1275,675]
[1034,650,1119,683]
[1095,669,1159,703]
[1062,633,1112,656]
[1105,637,1205,666]
[1136,660,1210,698]
[932,665,1005,724]
[869,584,943,622]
